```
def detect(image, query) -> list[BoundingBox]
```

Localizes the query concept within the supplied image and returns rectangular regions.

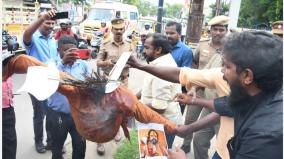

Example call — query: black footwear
[46,143,66,154]
[181,144,191,153]
[62,146,66,154]
[35,142,46,153]
[45,142,52,150]
[96,144,105,156]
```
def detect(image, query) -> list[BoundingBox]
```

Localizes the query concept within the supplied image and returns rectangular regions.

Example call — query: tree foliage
[207,2,230,20]
[238,0,283,28]
[123,0,157,16]
[123,0,183,17]
[164,3,183,18]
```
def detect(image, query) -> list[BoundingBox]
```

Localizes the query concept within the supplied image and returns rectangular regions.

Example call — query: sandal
[96,143,105,156]
[114,132,122,142]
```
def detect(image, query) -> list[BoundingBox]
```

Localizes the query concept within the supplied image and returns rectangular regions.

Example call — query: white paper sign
[17,63,60,101]
[105,52,132,93]
[108,52,132,81]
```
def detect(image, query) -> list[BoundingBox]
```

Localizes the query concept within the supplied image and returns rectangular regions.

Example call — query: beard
[228,79,252,111]
[143,53,155,63]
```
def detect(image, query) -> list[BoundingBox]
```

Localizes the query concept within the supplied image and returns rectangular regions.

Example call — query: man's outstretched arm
[177,112,220,137]
[175,93,215,111]
[176,96,232,137]
[127,55,181,83]
[23,10,56,45]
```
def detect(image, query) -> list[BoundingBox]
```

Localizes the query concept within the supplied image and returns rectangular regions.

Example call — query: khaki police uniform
[97,18,133,85]
[193,39,223,69]
[183,15,230,159]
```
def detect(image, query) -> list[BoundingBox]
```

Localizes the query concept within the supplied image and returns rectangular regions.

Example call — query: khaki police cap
[111,18,125,29]
[272,21,283,35]
[208,15,229,26]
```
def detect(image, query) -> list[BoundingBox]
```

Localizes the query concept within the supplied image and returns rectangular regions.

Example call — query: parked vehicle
[2,30,19,52]
[2,0,53,48]
[79,1,139,42]
[137,17,156,33]
[90,31,104,59]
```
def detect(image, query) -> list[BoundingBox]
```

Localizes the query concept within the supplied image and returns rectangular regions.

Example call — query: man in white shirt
[140,33,183,148]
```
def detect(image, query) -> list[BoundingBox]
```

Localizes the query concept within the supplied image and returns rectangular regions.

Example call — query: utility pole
[156,0,164,33]
[186,0,205,43]
[215,0,222,16]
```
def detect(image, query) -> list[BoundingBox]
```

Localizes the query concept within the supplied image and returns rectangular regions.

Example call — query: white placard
[108,52,132,81]
[17,63,60,101]
[105,52,131,93]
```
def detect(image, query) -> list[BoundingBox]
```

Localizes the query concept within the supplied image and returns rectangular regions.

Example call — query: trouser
[193,108,219,159]
[212,151,222,159]
[180,86,187,115]
[166,133,176,149]
[182,104,203,146]
[3,107,17,159]
[29,94,52,145]
[47,108,86,159]
[183,89,219,159]
[182,89,204,147]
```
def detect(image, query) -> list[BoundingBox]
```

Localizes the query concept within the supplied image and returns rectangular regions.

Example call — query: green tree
[122,0,139,6]
[164,3,183,18]
[122,0,157,16]
[238,0,283,28]
[207,2,230,20]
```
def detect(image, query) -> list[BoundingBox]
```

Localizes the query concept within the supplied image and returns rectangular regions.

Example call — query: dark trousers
[29,94,52,145]
[183,89,219,159]
[166,133,176,149]
[212,152,221,159]
[47,108,86,159]
[180,86,187,115]
[3,107,17,159]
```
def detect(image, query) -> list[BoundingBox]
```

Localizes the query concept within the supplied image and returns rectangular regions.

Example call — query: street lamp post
[156,0,164,33]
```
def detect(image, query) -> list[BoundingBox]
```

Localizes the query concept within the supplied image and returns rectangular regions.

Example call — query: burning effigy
[3,54,177,143]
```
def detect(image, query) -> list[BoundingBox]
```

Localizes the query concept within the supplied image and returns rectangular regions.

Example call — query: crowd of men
[2,8,283,159]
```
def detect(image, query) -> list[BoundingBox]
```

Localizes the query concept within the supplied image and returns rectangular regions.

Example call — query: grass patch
[113,130,140,159]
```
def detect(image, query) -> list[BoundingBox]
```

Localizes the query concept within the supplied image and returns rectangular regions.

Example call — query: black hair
[223,31,283,92]
[149,33,172,54]
[166,21,182,35]
[58,35,78,48]
[147,129,159,144]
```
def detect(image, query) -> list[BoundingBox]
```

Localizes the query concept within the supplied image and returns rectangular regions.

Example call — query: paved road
[12,59,214,159]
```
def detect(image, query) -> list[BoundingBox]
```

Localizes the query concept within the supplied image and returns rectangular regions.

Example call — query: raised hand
[127,55,142,68]
[62,48,79,65]
[174,93,195,105]
[41,10,56,20]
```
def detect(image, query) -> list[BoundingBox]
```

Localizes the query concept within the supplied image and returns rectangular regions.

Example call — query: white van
[79,2,139,41]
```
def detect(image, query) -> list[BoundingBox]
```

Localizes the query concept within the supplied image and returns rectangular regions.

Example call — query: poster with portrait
[138,123,168,159]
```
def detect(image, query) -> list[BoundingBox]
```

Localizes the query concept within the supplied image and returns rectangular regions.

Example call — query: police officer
[96,18,133,155]
[181,15,229,159]
[97,18,132,85]
[272,21,283,38]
